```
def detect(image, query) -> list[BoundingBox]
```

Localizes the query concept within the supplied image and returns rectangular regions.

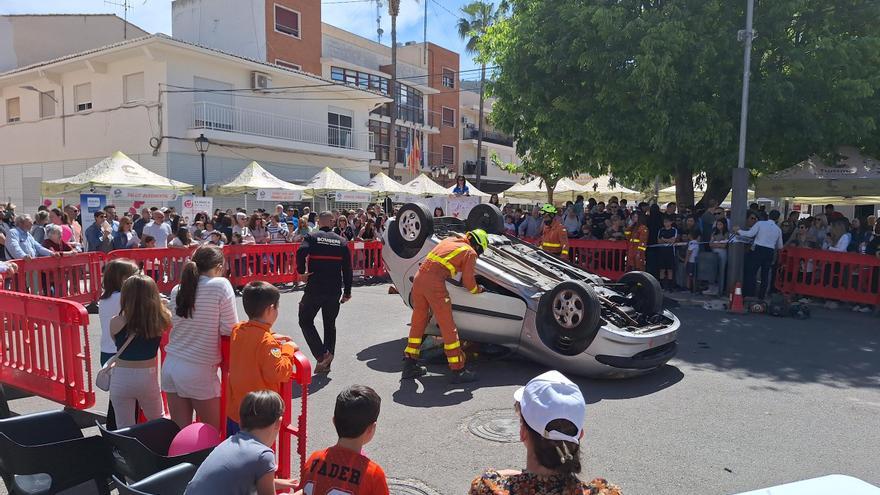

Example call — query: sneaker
[798,298,811,304]
[450,369,478,384]
[858,306,873,313]
[702,287,717,296]
[401,358,427,379]
[824,301,839,310]
[852,305,862,312]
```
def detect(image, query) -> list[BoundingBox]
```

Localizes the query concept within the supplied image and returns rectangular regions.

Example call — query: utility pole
[388,0,400,179]
[475,63,487,189]
[105,0,132,39]
[728,0,755,293]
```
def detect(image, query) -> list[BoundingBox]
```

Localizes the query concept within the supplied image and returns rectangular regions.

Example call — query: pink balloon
[43,199,52,207]
[167,422,221,457]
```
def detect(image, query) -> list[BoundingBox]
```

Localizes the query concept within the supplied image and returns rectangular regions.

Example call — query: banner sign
[447,195,481,219]
[335,191,372,203]
[182,196,214,224]
[111,188,179,202]
[80,193,106,214]
[257,189,303,202]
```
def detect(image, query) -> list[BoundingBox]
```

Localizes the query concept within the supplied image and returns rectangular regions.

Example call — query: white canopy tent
[401,173,451,197]
[446,179,491,199]
[41,151,193,195]
[301,167,371,196]
[756,147,880,204]
[658,176,754,204]
[503,177,584,203]
[365,172,408,196]
[207,161,308,197]
[575,175,640,201]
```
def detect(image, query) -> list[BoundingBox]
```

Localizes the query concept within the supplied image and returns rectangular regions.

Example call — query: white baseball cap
[513,370,585,444]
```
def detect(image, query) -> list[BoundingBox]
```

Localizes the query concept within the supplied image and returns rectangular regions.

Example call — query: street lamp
[20,85,58,102]
[195,134,210,196]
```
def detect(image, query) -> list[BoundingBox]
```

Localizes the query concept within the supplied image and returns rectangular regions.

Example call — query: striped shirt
[267,223,289,244]
[165,276,239,366]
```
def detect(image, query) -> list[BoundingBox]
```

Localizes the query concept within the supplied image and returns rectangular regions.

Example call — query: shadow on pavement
[672,306,880,388]
[358,337,684,407]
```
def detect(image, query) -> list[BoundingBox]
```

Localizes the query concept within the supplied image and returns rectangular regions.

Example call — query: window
[275,59,301,71]
[442,145,455,166]
[5,98,20,123]
[442,68,455,89]
[40,91,55,118]
[331,66,388,94]
[274,4,300,38]
[328,109,353,148]
[442,107,455,127]
[74,83,92,112]
[123,72,144,103]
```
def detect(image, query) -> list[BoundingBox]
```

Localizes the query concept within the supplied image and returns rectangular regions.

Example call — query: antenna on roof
[105,0,134,39]
[375,0,384,43]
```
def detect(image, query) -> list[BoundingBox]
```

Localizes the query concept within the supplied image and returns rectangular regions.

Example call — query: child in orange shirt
[226,281,298,435]
[299,385,389,495]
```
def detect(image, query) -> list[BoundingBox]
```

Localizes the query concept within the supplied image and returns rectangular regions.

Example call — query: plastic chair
[0,410,112,495]
[97,419,214,482]
[113,463,197,495]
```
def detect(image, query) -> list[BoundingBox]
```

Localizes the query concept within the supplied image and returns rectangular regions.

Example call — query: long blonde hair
[120,274,170,339]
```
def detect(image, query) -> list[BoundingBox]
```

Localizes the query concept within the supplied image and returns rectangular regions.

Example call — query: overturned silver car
[382,203,680,378]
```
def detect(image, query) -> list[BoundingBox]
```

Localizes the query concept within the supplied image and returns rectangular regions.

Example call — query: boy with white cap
[469,370,622,495]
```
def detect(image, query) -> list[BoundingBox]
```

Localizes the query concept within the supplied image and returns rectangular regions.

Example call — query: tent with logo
[756,147,880,204]
[41,151,193,195]
[402,173,451,197]
[365,172,408,196]
[503,176,584,203]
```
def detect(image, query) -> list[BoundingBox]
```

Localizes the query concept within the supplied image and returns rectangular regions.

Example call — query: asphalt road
[4,283,879,495]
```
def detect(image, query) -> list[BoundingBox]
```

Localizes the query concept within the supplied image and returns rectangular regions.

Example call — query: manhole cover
[387,478,442,495]
[461,408,520,443]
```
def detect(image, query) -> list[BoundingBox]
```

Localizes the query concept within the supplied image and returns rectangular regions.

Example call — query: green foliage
[481,0,880,206]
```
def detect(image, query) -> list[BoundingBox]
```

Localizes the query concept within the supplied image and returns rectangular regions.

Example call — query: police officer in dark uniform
[297,211,353,374]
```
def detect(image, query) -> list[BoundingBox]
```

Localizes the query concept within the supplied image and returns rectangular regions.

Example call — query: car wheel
[536,280,602,356]
[387,203,433,259]
[465,203,504,234]
[618,271,663,315]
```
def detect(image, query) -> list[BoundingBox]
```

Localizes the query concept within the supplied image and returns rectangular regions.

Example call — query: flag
[412,131,422,171]
[405,133,415,174]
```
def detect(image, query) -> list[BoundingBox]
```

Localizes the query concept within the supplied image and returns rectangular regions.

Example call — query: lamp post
[195,134,209,196]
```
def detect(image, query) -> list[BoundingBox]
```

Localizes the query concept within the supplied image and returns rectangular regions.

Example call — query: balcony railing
[462,126,514,147]
[192,101,372,152]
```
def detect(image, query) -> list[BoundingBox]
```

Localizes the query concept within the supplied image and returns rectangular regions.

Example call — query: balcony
[190,102,373,159]
[464,159,488,176]
[461,126,514,147]
[369,105,440,133]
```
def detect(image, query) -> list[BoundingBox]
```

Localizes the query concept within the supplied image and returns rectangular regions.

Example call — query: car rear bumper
[595,341,678,370]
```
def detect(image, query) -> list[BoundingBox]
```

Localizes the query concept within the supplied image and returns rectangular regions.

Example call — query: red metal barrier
[223,243,299,287]
[108,247,197,294]
[0,291,94,410]
[217,336,311,484]
[776,247,880,306]
[566,239,629,281]
[350,240,386,278]
[6,253,104,305]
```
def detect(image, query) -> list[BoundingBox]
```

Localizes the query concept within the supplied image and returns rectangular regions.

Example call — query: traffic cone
[728,282,745,314]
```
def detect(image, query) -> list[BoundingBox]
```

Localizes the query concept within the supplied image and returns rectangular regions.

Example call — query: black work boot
[450,369,478,384]
[401,358,427,379]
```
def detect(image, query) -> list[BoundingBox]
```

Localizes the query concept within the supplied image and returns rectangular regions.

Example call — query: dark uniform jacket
[296,227,353,296]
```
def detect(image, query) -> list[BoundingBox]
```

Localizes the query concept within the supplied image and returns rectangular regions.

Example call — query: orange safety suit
[404,237,480,370]
[540,220,569,257]
[627,224,648,271]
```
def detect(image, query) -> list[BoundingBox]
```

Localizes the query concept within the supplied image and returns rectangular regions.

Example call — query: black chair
[113,463,197,495]
[97,419,214,482]
[0,410,112,495]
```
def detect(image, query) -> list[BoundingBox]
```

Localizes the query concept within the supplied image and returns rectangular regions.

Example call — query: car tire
[465,203,504,234]
[536,280,602,356]
[388,203,433,259]
[618,271,663,315]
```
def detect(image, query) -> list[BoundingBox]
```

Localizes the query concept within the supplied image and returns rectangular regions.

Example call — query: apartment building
[172,0,460,182]
[0,34,387,210]
[459,85,521,193]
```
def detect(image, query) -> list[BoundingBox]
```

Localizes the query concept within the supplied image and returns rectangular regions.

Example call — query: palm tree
[387,0,401,179]
[458,1,507,189]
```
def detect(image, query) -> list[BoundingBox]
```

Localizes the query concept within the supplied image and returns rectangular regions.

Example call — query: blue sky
[1,0,493,77]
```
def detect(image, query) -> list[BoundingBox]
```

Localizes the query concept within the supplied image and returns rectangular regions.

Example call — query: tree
[458,1,508,189]
[492,139,583,204]
[481,0,880,209]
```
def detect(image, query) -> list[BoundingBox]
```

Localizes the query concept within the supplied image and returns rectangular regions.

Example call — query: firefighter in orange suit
[539,204,569,258]
[401,229,489,384]
[628,215,649,271]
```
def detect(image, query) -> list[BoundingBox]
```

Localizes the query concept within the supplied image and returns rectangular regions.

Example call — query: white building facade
[459,89,521,192]
[0,35,387,211]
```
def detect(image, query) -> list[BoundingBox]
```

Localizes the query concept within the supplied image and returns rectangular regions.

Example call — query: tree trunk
[674,159,694,210]
[388,13,398,179]
[475,63,487,189]
[695,171,733,210]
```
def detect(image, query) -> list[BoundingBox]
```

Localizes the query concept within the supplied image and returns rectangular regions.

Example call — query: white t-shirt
[687,239,700,263]
[97,292,121,354]
[165,276,239,367]
[143,221,173,248]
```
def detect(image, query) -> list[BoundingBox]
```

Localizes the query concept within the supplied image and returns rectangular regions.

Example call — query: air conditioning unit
[251,71,271,90]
